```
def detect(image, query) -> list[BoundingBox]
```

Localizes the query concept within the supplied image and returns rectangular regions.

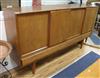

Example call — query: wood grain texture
[49,9,85,46]
[14,45,100,78]
[21,32,91,66]
[16,12,48,55]
[49,10,70,46]
[4,5,98,73]
[2,4,97,14]
[69,9,85,37]
[82,7,98,33]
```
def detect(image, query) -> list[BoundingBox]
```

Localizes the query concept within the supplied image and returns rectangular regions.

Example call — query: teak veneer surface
[3,4,97,14]
[4,4,98,73]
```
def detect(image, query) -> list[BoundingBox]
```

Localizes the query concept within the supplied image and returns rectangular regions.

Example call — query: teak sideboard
[4,4,98,73]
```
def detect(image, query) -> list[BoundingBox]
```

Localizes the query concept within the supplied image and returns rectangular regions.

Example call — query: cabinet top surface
[4,4,97,14]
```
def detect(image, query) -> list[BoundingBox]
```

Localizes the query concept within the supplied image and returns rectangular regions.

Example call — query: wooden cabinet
[82,8,98,33]
[4,5,98,73]
[16,13,48,55]
[49,9,85,46]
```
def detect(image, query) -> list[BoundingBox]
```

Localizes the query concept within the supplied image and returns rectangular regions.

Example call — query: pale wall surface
[21,0,88,7]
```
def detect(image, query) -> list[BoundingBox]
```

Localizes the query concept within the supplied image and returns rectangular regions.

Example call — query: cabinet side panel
[3,9,21,65]
[82,7,98,33]
[3,10,17,44]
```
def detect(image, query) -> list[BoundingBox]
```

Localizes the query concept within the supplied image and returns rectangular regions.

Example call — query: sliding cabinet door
[67,9,85,39]
[16,13,48,55]
[49,10,70,46]
[49,9,85,46]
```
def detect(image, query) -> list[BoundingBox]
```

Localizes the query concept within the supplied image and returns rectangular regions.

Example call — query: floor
[14,39,100,78]
[84,30,100,49]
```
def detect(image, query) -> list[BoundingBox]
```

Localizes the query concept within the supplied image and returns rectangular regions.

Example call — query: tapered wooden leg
[32,62,36,74]
[80,40,84,49]
[85,37,88,42]
[98,30,100,37]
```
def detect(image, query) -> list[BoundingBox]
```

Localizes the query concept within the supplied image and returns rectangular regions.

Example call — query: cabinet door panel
[49,10,70,46]
[49,9,85,46]
[67,9,85,39]
[82,8,98,33]
[16,13,48,55]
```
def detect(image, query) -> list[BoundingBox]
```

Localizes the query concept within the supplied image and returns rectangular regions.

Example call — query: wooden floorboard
[14,44,100,78]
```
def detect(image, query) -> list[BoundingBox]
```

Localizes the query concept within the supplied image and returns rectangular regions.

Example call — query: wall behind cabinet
[21,0,88,7]
[0,0,19,8]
